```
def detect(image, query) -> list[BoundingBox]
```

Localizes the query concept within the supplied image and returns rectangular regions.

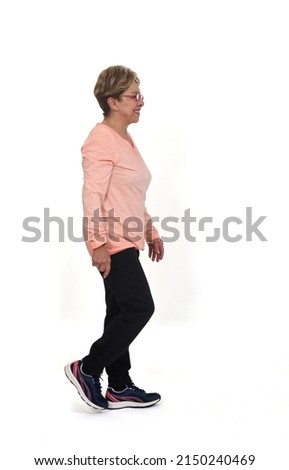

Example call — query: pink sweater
[82,123,159,256]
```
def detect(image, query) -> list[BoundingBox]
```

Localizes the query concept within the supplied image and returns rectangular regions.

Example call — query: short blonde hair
[94,65,140,116]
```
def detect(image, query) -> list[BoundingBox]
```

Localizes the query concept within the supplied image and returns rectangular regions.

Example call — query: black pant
[82,248,155,389]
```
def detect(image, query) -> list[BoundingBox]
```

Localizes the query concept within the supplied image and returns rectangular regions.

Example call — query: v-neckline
[100,122,136,149]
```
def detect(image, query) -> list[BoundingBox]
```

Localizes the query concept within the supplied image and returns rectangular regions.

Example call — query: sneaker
[64,360,108,410]
[106,384,161,409]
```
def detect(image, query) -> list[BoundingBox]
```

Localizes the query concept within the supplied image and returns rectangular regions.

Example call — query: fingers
[148,239,164,262]
[148,243,153,259]
[93,259,111,278]
[148,242,156,261]
[157,242,164,261]
[102,260,111,279]
[92,246,111,278]
[149,243,156,261]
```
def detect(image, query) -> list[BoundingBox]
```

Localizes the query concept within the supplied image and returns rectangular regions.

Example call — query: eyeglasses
[121,92,144,101]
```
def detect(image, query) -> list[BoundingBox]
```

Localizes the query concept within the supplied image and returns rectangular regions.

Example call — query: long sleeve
[82,135,115,255]
[144,207,160,243]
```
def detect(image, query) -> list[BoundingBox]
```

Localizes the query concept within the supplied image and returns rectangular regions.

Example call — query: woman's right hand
[92,245,111,278]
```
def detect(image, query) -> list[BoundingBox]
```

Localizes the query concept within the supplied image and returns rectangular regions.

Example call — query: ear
[107,96,119,112]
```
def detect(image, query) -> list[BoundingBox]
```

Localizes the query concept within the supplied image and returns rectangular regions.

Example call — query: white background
[1,1,288,469]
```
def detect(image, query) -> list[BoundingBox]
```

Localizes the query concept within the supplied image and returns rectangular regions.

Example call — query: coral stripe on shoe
[65,360,108,410]
[106,386,161,409]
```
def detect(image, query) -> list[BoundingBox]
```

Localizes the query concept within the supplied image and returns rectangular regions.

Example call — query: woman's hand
[92,245,111,278]
[148,238,164,262]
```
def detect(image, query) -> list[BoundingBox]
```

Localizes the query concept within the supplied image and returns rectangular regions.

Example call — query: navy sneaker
[106,384,161,409]
[64,360,108,410]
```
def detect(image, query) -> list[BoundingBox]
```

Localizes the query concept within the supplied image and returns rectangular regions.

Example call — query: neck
[102,117,133,147]
[102,116,128,138]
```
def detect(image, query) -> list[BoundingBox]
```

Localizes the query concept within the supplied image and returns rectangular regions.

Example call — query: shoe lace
[129,383,145,393]
[91,374,103,392]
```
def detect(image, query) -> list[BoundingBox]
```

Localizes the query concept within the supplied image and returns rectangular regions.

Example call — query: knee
[147,300,155,318]
[120,293,155,324]
[129,294,154,323]
[141,296,155,321]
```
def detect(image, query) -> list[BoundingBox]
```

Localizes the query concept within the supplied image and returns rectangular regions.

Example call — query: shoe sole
[107,398,161,410]
[64,364,107,411]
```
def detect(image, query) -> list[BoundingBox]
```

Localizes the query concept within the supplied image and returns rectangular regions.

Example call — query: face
[116,83,144,125]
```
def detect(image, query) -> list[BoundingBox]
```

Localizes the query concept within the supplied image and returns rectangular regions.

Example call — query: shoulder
[81,123,117,158]
[82,123,113,145]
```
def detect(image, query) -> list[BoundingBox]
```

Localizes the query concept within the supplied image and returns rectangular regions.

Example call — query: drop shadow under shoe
[106,384,161,409]
[64,360,108,410]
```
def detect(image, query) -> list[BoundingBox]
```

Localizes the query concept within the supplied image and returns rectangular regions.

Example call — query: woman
[65,65,164,410]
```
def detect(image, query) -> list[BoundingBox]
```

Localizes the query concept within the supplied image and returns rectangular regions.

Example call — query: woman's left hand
[148,238,164,262]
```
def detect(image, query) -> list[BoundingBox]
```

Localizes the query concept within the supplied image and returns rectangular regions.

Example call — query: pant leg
[82,248,155,376]
[103,281,132,388]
